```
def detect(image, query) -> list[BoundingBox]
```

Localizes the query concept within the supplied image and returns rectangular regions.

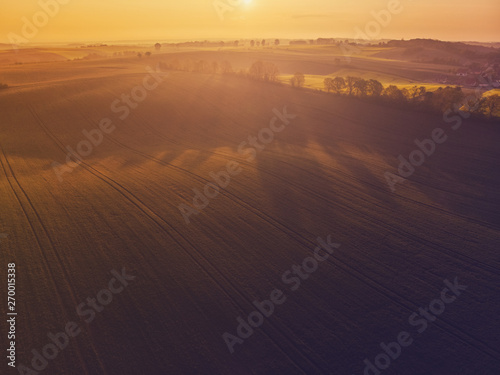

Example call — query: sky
[1,0,499,44]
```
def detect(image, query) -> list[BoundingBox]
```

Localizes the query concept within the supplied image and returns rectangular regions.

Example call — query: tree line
[323,76,500,119]
[159,59,281,83]
[155,58,500,120]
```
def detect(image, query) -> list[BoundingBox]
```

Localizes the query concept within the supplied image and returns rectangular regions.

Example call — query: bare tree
[249,60,265,79]
[290,72,305,88]
[324,78,333,92]
[220,60,234,74]
[264,62,279,82]
[249,61,279,82]
[212,61,220,74]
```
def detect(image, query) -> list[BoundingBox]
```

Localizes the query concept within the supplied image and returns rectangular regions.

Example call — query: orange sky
[1,0,499,44]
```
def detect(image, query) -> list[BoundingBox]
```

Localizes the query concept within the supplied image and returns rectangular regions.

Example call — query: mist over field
[0,1,499,374]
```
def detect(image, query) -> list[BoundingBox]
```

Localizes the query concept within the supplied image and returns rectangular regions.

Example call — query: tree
[249,61,279,82]
[212,61,220,74]
[345,76,360,96]
[274,39,280,46]
[234,40,239,47]
[324,78,333,92]
[401,87,409,100]
[382,85,405,102]
[431,86,464,112]
[154,43,161,51]
[137,52,142,58]
[198,60,210,73]
[353,78,368,96]
[250,40,255,47]
[0,83,8,90]
[220,60,234,74]
[331,77,346,93]
[366,79,384,97]
[290,72,305,88]
[405,85,427,102]
[264,62,279,82]
[476,94,500,118]
[249,60,265,79]
[262,39,266,47]
[145,52,152,57]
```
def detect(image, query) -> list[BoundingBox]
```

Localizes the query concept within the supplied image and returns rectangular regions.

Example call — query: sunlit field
[1,1,499,374]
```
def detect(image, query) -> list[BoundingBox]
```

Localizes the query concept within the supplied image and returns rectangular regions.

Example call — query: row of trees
[249,39,280,47]
[155,40,280,49]
[323,76,500,119]
[248,61,280,82]
[160,59,231,74]
[160,59,281,83]
[154,59,500,119]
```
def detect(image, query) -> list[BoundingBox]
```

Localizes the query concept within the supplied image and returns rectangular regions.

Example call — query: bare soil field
[0,51,499,375]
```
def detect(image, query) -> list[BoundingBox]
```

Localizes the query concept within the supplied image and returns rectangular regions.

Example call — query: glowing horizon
[1,0,499,45]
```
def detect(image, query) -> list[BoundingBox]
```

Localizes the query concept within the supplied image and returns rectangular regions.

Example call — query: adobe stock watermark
[354,277,467,375]
[341,0,412,62]
[8,0,70,51]
[222,235,340,354]
[51,65,168,182]
[178,106,297,224]
[384,77,494,192]
[213,0,248,21]
[17,268,135,375]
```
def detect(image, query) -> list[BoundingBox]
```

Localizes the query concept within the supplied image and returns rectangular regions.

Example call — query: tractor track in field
[56,96,500,363]
[0,144,101,375]
[121,86,500,278]
[28,103,325,375]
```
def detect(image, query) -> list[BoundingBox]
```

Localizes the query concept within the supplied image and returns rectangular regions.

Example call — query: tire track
[0,145,101,375]
[30,103,324,374]
[63,100,500,362]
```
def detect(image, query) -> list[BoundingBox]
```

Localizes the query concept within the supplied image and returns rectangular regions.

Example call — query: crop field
[0,46,499,375]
